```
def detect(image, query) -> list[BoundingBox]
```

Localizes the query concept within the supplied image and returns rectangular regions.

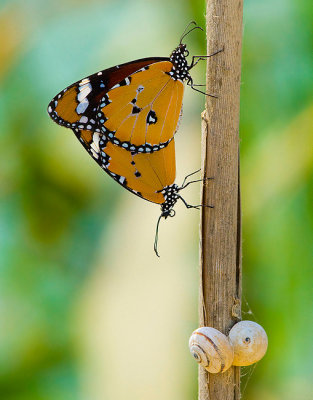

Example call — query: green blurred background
[0,0,312,399]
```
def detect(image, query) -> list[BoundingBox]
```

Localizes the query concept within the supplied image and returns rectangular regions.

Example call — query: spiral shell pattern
[189,327,234,373]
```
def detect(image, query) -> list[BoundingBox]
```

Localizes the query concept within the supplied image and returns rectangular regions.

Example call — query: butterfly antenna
[180,21,197,41]
[180,22,203,44]
[154,214,163,257]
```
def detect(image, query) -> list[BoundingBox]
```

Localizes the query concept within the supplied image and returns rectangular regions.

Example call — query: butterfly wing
[48,57,180,203]
[47,57,169,130]
[74,128,176,204]
[97,61,184,151]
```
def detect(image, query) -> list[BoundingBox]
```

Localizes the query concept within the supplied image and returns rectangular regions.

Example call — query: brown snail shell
[189,327,234,373]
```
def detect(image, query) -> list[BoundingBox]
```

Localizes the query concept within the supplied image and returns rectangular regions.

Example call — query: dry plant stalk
[199,0,244,399]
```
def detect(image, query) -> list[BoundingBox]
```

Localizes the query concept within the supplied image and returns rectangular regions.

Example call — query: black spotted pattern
[97,119,174,154]
[132,105,142,114]
[160,184,179,217]
[146,110,157,125]
[168,44,191,82]
[119,77,132,86]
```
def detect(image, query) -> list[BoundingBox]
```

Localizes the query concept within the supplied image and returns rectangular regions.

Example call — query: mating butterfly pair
[47,22,218,255]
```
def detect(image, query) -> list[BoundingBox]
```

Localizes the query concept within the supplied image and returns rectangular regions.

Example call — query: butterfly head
[169,22,204,81]
[179,43,190,58]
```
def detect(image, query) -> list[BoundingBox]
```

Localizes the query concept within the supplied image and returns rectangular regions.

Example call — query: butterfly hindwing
[97,61,184,152]
[73,128,176,204]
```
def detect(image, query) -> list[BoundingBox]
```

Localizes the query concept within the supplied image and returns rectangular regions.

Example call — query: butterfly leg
[178,195,214,210]
[181,169,201,187]
[187,48,224,97]
[189,48,224,69]
[180,170,213,190]
[187,77,218,98]
[180,178,213,190]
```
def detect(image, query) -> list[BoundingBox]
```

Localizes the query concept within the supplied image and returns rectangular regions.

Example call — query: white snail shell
[189,327,234,373]
[228,321,268,366]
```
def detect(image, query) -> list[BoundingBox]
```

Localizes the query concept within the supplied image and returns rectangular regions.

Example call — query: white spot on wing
[110,83,120,90]
[76,98,89,114]
[79,78,90,86]
[79,116,88,123]
[77,84,92,101]
[91,148,99,159]
[93,132,100,147]
[90,133,100,155]
[137,85,144,93]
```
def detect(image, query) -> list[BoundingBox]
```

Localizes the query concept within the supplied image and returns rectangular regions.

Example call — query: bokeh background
[0,0,312,399]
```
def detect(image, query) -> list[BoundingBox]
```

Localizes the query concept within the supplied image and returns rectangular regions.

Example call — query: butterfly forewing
[47,57,168,131]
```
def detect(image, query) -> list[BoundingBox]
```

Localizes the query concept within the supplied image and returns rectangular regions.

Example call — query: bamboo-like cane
[199,0,244,399]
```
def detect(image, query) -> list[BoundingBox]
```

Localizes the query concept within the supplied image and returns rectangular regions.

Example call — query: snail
[189,327,234,373]
[228,320,268,366]
[189,321,268,373]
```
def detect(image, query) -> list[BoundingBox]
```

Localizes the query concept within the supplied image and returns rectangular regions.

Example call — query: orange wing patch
[73,128,176,204]
[54,88,81,124]
[105,139,176,203]
[79,128,93,146]
[98,61,184,151]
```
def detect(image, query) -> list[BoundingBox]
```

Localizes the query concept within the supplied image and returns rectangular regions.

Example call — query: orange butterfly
[47,22,219,255]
